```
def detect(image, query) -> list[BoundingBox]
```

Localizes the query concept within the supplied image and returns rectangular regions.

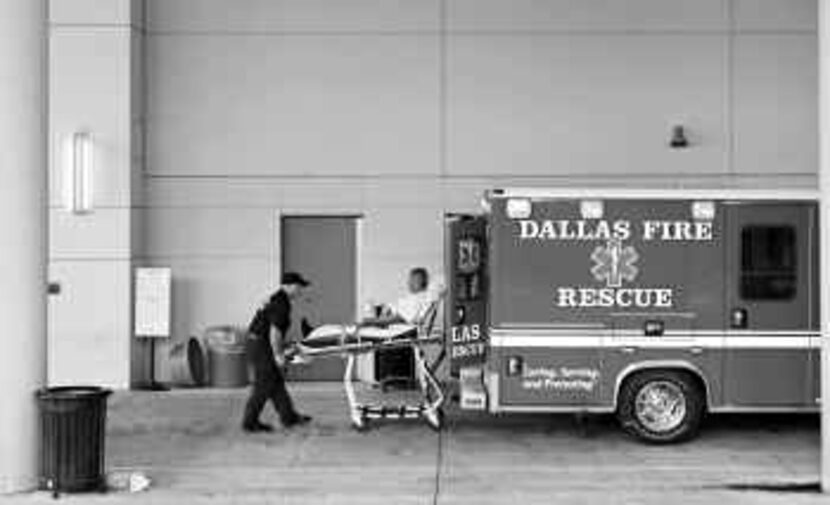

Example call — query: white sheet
[305,323,416,343]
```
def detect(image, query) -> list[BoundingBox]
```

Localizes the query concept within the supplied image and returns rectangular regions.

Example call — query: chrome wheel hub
[634,381,687,433]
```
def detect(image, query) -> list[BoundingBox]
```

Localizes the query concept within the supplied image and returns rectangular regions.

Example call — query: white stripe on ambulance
[489,332,817,349]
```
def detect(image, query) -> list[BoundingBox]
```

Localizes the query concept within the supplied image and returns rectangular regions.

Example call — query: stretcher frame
[290,306,446,431]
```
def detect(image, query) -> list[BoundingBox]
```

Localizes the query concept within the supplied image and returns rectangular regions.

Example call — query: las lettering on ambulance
[555,287,673,308]
[451,324,481,343]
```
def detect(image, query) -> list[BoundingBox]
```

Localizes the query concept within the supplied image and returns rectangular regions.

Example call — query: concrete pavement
[2,383,824,504]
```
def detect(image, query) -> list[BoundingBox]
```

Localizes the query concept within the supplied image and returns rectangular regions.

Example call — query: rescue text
[556,287,673,308]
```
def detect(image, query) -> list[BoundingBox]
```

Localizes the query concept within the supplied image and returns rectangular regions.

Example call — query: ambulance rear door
[446,214,489,376]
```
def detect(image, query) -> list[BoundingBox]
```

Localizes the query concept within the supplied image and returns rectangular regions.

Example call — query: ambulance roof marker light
[692,201,716,221]
[580,200,604,220]
[506,198,532,219]
[480,197,493,213]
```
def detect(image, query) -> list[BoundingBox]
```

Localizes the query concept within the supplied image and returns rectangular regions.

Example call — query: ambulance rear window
[740,226,796,301]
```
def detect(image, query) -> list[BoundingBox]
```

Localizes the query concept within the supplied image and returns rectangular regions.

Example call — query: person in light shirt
[381,267,434,325]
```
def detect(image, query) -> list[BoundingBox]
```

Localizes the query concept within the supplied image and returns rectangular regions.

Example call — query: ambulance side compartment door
[723,202,816,407]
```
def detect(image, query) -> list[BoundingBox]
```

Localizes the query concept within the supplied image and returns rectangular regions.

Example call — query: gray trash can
[204,326,249,388]
[168,337,207,387]
[37,386,112,495]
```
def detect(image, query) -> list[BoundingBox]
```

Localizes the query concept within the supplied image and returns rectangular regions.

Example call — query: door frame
[274,210,364,321]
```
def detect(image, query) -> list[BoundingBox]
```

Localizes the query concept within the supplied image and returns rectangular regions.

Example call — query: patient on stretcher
[299,268,438,349]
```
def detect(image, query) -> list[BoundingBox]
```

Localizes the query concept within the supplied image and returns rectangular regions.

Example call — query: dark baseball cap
[281,272,310,287]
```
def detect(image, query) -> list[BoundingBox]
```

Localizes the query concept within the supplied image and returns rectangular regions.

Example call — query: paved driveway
[6,384,824,504]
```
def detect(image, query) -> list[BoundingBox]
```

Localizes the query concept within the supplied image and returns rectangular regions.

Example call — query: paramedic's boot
[283,414,312,428]
[242,421,275,433]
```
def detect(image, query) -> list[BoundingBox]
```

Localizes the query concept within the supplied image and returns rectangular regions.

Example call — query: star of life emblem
[590,238,639,288]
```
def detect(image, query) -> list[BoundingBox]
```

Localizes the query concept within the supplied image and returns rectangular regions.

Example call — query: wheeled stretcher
[287,308,446,431]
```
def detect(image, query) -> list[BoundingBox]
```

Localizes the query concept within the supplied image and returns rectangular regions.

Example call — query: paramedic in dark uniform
[242,272,313,433]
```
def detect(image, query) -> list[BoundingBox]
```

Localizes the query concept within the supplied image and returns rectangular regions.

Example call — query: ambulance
[446,188,820,443]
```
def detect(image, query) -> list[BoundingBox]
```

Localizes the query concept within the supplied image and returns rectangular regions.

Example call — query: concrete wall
[140,0,817,379]
[48,0,145,388]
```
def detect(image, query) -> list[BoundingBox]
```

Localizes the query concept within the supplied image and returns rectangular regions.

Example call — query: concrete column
[49,0,145,389]
[0,0,49,495]
[822,0,830,493]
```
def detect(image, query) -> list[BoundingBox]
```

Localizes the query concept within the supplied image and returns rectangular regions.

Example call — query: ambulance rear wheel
[617,370,704,444]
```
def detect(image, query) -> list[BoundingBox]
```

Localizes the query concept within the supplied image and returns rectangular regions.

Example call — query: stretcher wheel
[424,407,444,432]
[352,422,371,433]
[351,413,370,432]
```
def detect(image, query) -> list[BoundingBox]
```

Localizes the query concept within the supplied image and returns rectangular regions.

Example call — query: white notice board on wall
[134,267,172,338]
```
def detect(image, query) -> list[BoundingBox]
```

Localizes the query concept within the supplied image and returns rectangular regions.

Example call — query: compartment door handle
[731,308,748,329]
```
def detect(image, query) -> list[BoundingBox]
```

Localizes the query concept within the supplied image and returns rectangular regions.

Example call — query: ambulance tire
[617,370,704,444]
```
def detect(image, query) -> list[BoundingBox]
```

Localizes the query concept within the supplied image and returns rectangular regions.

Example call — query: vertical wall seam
[726,0,736,180]
[439,0,448,180]
[44,0,52,387]
[141,0,151,383]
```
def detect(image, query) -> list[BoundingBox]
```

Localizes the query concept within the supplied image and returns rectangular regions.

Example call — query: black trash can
[37,386,112,494]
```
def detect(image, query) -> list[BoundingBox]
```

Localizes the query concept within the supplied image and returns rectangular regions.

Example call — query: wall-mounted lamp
[669,125,690,149]
[64,131,94,214]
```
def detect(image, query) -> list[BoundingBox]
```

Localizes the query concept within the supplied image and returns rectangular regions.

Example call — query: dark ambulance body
[447,190,819,442]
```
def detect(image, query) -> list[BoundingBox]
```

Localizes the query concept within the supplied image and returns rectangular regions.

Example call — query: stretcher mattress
[300,323,418,349]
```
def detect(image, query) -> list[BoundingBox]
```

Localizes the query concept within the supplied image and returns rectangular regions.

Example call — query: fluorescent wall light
[64,131,94,214]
